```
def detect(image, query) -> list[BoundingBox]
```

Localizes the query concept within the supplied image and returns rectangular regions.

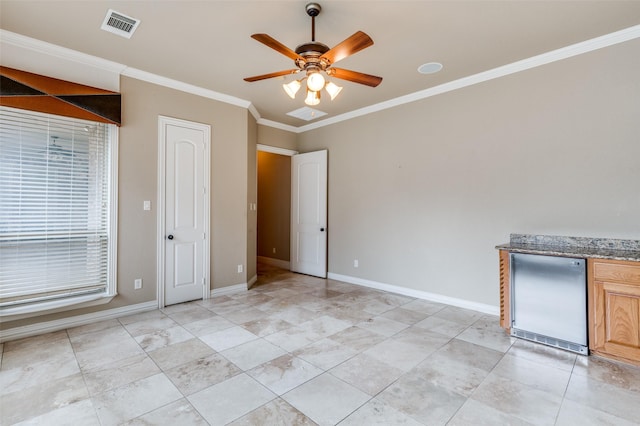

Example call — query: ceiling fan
[243,2,382,105]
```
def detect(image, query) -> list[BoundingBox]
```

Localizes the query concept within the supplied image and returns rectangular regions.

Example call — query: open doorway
[256,145,296,270]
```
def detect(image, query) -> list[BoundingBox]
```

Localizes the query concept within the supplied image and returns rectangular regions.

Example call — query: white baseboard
[210,283,247,297]
[327,272,499,316]
[258,256,290,270]
[0,300,158,343]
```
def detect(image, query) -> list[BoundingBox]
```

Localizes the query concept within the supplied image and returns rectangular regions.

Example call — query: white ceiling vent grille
[101,9,140,39]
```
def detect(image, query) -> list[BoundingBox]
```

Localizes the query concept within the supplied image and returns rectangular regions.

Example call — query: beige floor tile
[456,315,515,353]
[491,353,572,396]
[82,353,160,395]
[564,373,640,423]
[74,337,145,372]
[296,315,352,341]
[448,398,535,426]
[199,325,258,351]
[121,316,178,337]
[506,338,577,372]
[181,314,235,337]
[241,316,295,337]
[471,374,563,425]
[2,330,69,353]
[221,338,287,370]
[379,307,429,325]
[377,374,467,425]
[572,354,640,392]
[355,315,409,337]
[229,398,317,426]
[264,326,317,352]
[401,298,447,315]
[326,326,386,352]
[67,319,122,338]
[555,398,637,426]
[147,337,215,370]
[294,338,359,370]
[1,373,89,424]
[124,399,208,425]
[339,398,423,426]
[166,305,218,325]
[282,373,370,426]
[247,354,323,395]
[188,373,276,425]
[414,314,469,337]
[92,373,182,426]
[329,352,404,396]
[164,352,242,395]
[12,399,100,426]
[69,325,132,352]
[134,325,194,352]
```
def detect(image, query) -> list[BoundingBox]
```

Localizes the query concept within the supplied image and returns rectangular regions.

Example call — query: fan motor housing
[295,41,330,70]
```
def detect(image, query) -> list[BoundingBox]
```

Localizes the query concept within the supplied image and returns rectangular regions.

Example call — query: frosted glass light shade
[304,89,321,106]
[283,80,301,99]
[325,81,343,100]
[307,72,325,92]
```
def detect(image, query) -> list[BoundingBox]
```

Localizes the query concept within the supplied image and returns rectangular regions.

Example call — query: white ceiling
[1,1,639,129]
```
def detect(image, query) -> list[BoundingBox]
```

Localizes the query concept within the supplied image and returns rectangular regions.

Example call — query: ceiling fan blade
[244,69,300,82]
[251,34,300,61]
[321,31,374,65]
[328,68,382,87]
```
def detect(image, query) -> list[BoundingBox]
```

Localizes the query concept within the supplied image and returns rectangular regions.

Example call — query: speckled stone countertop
[495,234,640,262]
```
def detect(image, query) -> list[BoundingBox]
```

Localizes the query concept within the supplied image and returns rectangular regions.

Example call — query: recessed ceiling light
[417,62,443,75]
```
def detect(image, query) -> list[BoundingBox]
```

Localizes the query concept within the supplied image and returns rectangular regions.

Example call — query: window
[0,106,117,315]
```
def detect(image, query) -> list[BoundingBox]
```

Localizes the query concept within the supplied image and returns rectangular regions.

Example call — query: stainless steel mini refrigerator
[510,253,588,354]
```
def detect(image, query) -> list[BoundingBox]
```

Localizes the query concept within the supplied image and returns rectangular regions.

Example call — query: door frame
[157,115,211,309]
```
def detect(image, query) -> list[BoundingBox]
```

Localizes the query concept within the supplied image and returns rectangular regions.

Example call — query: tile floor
[2,264,640,425]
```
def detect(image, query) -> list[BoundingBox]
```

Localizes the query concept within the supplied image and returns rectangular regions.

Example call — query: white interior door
[160,117,209,306]
[291,150,327,278]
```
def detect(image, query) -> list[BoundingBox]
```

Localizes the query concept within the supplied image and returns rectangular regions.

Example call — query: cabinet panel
[589,258,640,365]
[593,262,640,284]
[499,250,511,331]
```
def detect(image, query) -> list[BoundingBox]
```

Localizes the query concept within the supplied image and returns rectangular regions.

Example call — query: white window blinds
[0,106,113,308]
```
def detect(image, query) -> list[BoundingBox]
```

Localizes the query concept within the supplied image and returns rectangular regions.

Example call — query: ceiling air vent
[101,9,140,39]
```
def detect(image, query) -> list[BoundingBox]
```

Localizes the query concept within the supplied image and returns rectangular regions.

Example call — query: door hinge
[202,233,206,240]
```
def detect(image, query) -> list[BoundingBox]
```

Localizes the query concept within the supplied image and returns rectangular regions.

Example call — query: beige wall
[297,39,640,307]
[2,75,251,331]
[258,125,298,151]
[257,151,292,261]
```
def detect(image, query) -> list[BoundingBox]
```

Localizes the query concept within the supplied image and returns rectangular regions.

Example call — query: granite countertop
[496,234,640,262]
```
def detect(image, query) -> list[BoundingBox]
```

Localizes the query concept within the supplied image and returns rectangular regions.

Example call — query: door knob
[167,235,174,240]
[320,228,325,232]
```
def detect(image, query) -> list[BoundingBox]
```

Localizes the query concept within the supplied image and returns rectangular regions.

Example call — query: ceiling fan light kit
[244,2,382,108]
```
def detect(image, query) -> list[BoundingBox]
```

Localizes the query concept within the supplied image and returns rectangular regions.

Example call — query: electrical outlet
[134,278,142,289]
[354,259,359,268]
[237,264,243,273]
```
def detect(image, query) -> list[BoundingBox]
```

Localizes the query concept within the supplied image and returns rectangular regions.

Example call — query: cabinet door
[589,259,640,364]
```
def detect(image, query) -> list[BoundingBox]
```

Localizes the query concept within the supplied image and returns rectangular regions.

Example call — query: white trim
[257,144,298,156]
[108,124,119,303]
[0,30,127,74]
[327,272,499,316]
[157,116,211,309]
[297,24,640,133]
[248,275,258,289]
[256,118,299,133]
[3,25,638,132]
[123,67,251,109]
[0,301,157,343]
[257,256,291,270]
[210,283,248,297]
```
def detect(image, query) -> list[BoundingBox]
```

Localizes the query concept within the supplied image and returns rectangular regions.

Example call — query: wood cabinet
[498,250,511,331]
[588,258,640,365]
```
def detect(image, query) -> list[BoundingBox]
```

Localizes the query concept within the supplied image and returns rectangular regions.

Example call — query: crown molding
[121,67,251,109]
[3,24,639,134]
[297,24,640,133]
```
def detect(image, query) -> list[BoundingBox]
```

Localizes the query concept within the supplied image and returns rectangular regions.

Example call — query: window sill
[0,292,116,321]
